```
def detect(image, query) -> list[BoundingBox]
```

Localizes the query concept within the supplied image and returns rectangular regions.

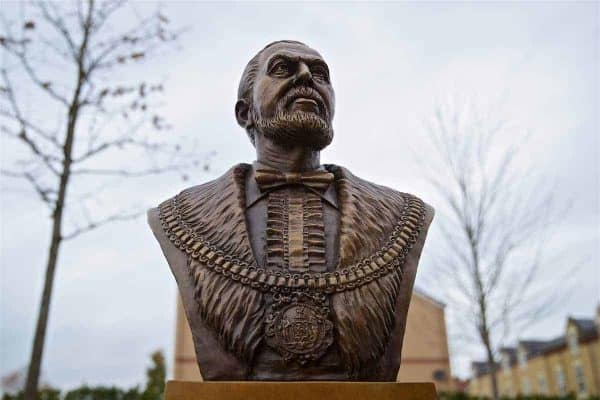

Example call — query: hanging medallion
[265,290,334,364]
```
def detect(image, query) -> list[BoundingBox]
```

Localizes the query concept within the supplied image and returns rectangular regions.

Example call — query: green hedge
[3,387,143,400]
[439,392,600,400]
[3,351,165,400]
[2,389,61,400]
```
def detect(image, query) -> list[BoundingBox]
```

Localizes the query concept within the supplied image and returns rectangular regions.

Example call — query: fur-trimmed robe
[148,163,434,381]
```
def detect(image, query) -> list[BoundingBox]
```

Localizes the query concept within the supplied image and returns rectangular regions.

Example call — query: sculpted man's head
[235,40,335,151]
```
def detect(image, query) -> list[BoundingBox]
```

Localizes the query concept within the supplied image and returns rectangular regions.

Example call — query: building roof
[413,286,446,309]
[519,340,549,358]
[571,317,595,331]
[570,317,598,341]
[499,346,516,355]
[541,336,566,353]
[471,361,496,378]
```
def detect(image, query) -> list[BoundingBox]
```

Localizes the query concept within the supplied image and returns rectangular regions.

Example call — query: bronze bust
[148,40,434,381]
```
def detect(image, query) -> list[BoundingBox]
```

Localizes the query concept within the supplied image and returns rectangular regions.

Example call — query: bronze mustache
[278,86,328,120]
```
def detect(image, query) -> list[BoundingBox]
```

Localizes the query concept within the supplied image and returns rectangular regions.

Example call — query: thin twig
[62,210,143,240]
[1,169,55,205]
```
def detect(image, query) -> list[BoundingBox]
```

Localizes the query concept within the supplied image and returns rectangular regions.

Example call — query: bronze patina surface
[148,40,435,381]
[165,381,437,400]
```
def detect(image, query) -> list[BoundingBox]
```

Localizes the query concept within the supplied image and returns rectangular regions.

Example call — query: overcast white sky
[1,1,598,388]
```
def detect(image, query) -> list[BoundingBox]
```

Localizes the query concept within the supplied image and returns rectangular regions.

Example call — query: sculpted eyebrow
[267,53,327,70]
[310,60,329,72]
[267,54,294,71]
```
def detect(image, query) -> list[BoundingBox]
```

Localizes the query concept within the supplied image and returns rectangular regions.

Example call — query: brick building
[468,307,600,397]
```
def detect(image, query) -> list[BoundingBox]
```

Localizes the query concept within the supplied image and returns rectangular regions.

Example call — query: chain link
[159,193,426,294]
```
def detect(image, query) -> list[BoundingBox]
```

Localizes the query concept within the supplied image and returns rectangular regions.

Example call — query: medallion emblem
[265,291,334,364]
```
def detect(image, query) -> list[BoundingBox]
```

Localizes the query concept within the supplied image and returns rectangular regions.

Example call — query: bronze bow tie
[255,168,334,192]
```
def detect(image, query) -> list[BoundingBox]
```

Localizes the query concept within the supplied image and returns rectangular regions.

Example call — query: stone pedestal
[165,380,437,400]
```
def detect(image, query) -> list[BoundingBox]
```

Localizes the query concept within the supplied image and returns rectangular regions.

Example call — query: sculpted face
[237,42,336,150]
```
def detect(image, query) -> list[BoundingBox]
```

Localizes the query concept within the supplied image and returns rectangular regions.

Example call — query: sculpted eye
[311,65,329,83]
[270,60,291,77]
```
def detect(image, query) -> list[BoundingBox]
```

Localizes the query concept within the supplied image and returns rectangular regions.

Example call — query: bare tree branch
[71,164,186,177]
[73,137,136,162]
[1,169,56,205]
[421,98,568,398]
[34,1,78,60]
[0,122,62,177]
[0,3,202,399]
[62,209,143,241]
[1,40,70,106]
[0,111,61,149]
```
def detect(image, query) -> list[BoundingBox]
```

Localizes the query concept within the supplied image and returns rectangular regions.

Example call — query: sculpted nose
[293,62,312,85]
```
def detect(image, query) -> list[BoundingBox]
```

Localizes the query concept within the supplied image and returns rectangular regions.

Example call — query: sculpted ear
[235,99,252,129]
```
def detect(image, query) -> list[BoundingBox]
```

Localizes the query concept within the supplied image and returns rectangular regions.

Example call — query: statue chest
[156,164,427,380]
[244,186,343,373]
[245,180,341,273]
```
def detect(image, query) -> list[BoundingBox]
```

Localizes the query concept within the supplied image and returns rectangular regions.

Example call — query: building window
[568,329,579,354]
[502,354,510,372]
[433,369,448,382]
[574,362,587,396]
[432,369,447,382]
[521,378,531,395]
[555,365,566,396]
[518,349,527,368]
[537,373,548,395]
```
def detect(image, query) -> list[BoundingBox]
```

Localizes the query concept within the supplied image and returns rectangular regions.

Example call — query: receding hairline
[257,41,324,65]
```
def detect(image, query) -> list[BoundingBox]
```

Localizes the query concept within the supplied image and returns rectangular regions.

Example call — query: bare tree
[0,2,209,399]
[420,99,569,399]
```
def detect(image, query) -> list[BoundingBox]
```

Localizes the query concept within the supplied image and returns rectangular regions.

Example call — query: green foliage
[438,393,598,400]
[439,391,471,400]
[63,386,141,400]
[2,351,165,400]
[2,388,60,400]
[141,351,165,400]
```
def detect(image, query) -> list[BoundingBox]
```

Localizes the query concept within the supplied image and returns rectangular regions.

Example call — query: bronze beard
[159,164,425,378]
[252,86,334,150]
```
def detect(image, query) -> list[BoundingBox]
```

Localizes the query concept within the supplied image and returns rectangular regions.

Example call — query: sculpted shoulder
[147,163,251,233]
[147,181,216,236]
[148,170,223,237]
[327,164,435,232]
